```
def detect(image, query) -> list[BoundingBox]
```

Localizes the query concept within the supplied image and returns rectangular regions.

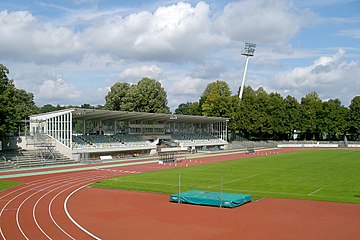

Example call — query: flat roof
[30,108,229,124]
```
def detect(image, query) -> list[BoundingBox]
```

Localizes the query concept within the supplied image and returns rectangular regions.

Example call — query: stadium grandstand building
[28,109,229,161]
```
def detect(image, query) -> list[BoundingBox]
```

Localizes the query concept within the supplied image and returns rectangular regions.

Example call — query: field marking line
[207,174,260,188]
[113,179,179,187]
[308,188,322,196]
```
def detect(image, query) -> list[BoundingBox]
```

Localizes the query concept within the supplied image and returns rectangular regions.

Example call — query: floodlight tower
[238,42,256,100]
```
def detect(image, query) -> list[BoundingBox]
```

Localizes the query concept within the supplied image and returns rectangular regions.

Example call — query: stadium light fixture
[238,42,256,100]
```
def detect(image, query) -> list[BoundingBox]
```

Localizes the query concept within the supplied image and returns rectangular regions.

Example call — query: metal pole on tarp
[220,176,223,208]
[178,173,181,204]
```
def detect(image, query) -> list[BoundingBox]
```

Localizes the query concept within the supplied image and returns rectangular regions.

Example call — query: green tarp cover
[170,190,251,208]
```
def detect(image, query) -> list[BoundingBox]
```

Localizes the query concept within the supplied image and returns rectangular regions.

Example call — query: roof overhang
[30,108,229,124]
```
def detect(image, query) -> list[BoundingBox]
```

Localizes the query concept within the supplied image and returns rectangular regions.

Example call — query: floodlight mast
[238,42,256,100]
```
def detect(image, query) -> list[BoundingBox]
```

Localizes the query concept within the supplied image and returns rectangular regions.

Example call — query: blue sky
[1,0,359,110]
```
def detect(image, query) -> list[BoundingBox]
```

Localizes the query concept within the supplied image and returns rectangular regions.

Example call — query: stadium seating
[72,134,151,149]
[0,150,79,169]
[171,133,226,146]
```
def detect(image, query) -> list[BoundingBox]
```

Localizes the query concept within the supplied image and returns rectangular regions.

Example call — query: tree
[251,87,272,140]
[268,92,287,140]
[348,96,360,139]
[0,64,38,138]
[39,104,64,113]
[13,88,38,120]
[175,102,201,115]
[201,80,232,98]
[0,64,18,137]
[199,80,232,117]
[284,95,301,139]
[300,92,323,140]
[318,99,348,140]
[105,82,131,111]
[105,77,170,113]
[237,86,256,139]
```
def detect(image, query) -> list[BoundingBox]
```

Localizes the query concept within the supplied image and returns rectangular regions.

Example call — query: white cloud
[0,10,84,63]
[74,0,99,5]
[2,0,355,110]
[214,0,317,45]
[189,61,226,79]
[83,2,229,62]
[168,75,207,97]
[339,29,360,39]
[36,77,81,103]
[166,75,206,109]
[117,64,163,83]
[0,1,317,65]
[273,49,360,105]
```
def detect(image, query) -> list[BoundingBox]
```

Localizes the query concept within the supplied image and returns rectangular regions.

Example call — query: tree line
[0,64,359,141]
[175,81,360,141]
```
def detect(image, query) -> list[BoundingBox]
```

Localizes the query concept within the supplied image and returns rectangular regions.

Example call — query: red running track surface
[1,148,360,239]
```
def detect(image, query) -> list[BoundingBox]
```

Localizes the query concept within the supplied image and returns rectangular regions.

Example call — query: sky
[1,0,359,111]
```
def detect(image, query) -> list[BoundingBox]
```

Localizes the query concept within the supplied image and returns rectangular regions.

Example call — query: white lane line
[16,174,91,240]
[308,188,322,196]
[47,177,105,240]
[0,171,96,240]
[0,175,81,240]
[60,170,129,240]
[16,180,71,240]
[64,185,102,240]
[1,169,128,240]
[49,171,119,240]
[208,174,260,188]
[33,177,98,240]
[98,168,141,174]
[0,174,76,200]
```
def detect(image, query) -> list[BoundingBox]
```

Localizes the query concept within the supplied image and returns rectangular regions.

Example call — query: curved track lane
[0,170,122,239]
[0,149,292,239]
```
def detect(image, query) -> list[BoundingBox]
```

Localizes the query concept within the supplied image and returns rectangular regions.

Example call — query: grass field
[0,180,21,191]
[91,149,360,204]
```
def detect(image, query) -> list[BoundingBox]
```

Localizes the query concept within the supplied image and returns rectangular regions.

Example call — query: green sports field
[92,150,360,204]
[0,180,21,191]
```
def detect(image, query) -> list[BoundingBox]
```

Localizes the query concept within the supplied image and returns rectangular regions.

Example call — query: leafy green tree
[251,87,272,140]
[13,88,38,120]
[199,80,231,108]
[284,95,301,139]
[105,77,170,113]
[268,92,286,140]
[348,96,360,139]
[318,99,348,140]
[39,104,64,113]
[200,80,232,117]
[237,86,256,139]
[201,80,232,98]
[175,102,201,115]
[0,64,38,139]
[0,64,16,137]
[105,82,131,111]
[300,92,323,140]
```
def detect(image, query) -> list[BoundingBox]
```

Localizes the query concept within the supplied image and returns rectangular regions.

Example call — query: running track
[0,148,329,239]
[0,159,184,239]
